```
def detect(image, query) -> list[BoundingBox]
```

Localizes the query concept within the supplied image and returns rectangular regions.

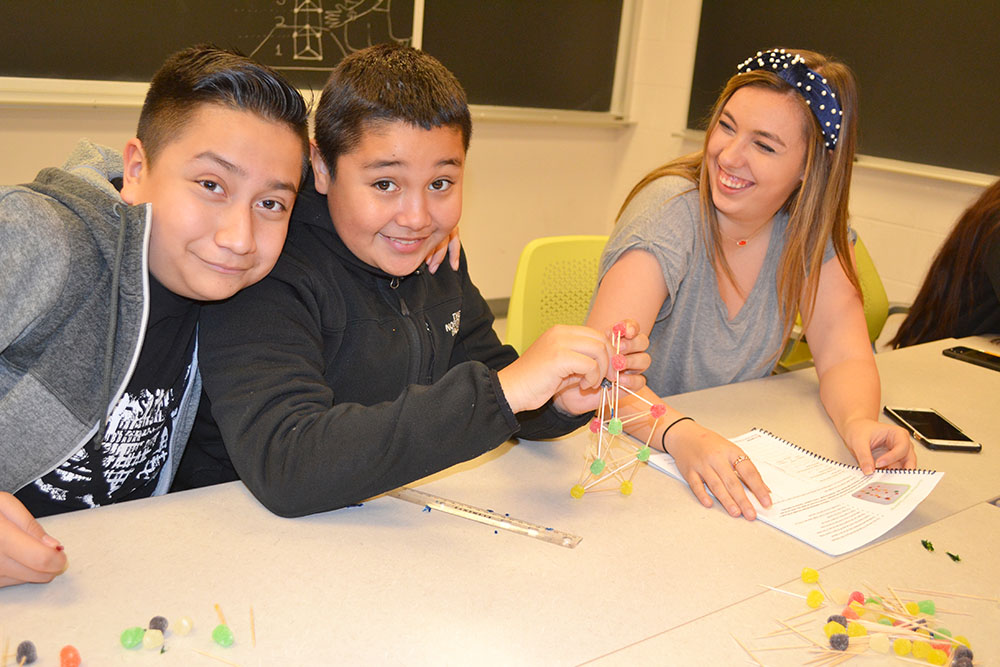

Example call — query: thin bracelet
[660,416,694,454]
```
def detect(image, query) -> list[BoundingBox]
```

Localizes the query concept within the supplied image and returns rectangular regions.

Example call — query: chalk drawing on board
[248,0,410,72]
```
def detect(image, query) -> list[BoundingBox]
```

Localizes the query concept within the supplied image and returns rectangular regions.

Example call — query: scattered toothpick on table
[214,602,228,626]
[730,632,765,666]
[193,649,242,666]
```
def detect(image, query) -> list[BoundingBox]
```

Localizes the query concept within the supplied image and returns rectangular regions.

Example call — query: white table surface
[1,337,997,665]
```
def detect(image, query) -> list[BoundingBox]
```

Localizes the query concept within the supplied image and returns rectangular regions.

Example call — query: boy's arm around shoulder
[197,265,522,518]
[0,190,70,355]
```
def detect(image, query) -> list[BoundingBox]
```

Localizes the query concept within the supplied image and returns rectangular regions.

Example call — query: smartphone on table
[883,406,982,453]
[942,345,1000,372]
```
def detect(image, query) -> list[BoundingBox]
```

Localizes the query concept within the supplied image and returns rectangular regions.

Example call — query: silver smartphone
[883,406,982,453]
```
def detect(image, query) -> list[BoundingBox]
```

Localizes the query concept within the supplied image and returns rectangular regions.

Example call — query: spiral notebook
[647,428,944,555]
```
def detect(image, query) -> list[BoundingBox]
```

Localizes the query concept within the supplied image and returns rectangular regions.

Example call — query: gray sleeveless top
[597,175,848,397]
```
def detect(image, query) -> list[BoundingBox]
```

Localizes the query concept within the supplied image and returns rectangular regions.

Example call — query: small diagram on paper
[852,482,910,505]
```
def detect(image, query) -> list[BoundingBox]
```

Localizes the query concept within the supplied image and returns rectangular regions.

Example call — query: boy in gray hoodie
[0,45,309,587]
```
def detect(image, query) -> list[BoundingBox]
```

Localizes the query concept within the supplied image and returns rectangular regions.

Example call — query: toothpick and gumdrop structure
[571,322,666,498]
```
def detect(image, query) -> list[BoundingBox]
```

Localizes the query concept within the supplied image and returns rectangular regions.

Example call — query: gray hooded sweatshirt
[0,140,198,494]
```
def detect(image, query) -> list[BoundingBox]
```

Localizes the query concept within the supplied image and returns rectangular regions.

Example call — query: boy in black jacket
[194,43,648,517]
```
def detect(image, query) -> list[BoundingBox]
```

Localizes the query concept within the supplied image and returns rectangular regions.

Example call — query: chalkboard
[0,0,627,114]
[2,1,415,92]
[421,0,623,112]
[688,1,1000,175]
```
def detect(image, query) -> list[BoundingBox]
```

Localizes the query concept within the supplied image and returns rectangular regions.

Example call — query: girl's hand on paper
[843,418,916,473]
[662,420,772,520]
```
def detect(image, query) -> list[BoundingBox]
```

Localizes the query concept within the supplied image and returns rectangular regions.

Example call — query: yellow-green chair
[505,235,609,354]
[778,235,890,370]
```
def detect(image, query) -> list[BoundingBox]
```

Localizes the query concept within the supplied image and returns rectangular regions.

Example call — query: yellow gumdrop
[869,633,890,654]
[849,600,866,617]
[893,638,912,656]
[806,589,824,608]
[954,635,971,649]
[619,480,634,496]
[801,567,819,583]
[912,640,931,659]
[846,621,866,637]
[927,648,948,666]
[905,601,920,615]
[823,621,846,637]
[570,484,585,499]
[916,627,931,638]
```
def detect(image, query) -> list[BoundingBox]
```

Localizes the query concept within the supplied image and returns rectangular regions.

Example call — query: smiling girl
[587,48,915,520]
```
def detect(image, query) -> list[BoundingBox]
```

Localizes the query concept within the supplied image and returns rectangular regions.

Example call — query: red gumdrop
[612,354,627,371]
[848,590,865,605]
[842,607,859,620]
[650,404,666,418]
[60,645,82,667]
[612,322,627,336]
[589,418,602,433]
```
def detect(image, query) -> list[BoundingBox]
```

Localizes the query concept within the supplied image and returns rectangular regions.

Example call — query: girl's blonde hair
[617,49,860,353]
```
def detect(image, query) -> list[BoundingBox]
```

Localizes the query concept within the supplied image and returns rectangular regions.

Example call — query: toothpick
[816,581,833,603]
[893,586,999,603]
[892,656,935,666]
[250,605,256,648]
[755,617,811,639]
[777,619,823,648]
[193,649,242,666]
[729,633,764,667]
[856,619,962,646]
[758,583,807,599]
[887,586,907,614]
[214,603,228,626]
[781,605,824,623]
[748,643,815,651]
[617,383,653,404]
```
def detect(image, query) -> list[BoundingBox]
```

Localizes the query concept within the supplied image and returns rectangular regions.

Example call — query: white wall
[0,0,988,306]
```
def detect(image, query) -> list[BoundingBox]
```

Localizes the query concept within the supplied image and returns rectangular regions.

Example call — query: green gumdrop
[878,617,893,625]
[866,596,881,605]
[933,626,951,638]
[120,626,145,649]
[636,446,651,462]
[212,624,235,647]
[608,418,623,435]
[918,599,936,615]
[590,458,606,475]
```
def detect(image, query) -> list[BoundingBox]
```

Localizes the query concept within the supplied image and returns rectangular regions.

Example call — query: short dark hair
[137,45,310,181]
[314,42,472,177]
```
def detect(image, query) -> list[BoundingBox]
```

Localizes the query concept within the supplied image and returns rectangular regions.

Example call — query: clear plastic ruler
[388,487,582,549]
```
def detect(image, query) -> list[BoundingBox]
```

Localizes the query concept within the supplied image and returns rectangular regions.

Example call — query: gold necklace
[718,219,772,247]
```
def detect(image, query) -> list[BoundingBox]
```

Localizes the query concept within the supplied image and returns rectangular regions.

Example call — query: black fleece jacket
[194,178,589,517]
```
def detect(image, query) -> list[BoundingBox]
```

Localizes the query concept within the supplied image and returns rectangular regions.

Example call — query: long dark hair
[890,179,1000,348]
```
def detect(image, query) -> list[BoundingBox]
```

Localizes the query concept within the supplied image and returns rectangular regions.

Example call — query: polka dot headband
[737,49,843,150]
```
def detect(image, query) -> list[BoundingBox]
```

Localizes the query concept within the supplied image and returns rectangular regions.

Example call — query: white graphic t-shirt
[17,278,199,516]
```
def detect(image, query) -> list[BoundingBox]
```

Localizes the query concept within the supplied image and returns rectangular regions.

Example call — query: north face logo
[445,310,461,336]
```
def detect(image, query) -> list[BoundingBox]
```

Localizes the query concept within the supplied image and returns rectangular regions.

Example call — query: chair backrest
[505,235,609,354]
[778,234,890,370]
[855,235,890,343]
